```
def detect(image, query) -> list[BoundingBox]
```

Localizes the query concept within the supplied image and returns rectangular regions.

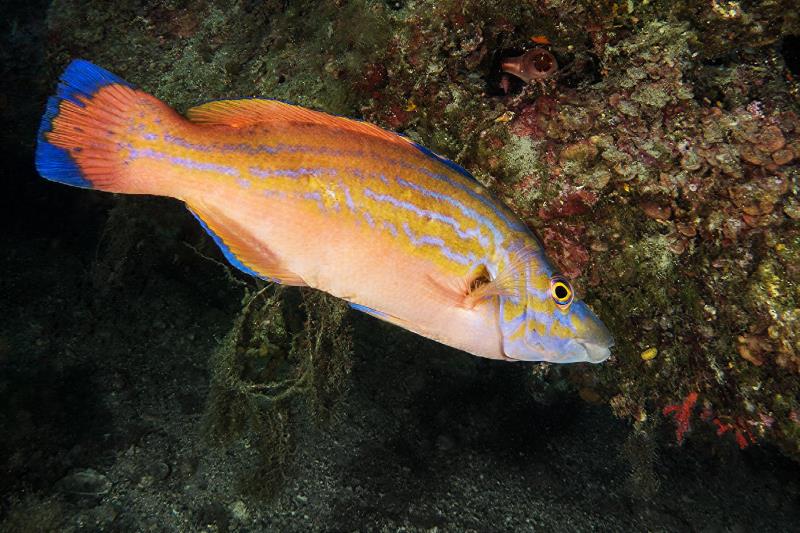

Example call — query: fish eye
[550,276,573,309]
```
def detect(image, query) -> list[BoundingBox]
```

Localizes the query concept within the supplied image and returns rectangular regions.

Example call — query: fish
[35,59,614,363]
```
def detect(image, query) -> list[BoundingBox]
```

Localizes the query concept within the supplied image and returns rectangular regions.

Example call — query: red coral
[713,418,756,449]
[663,391,699,444]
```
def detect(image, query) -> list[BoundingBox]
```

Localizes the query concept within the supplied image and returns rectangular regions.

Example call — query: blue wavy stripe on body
[128,148,241,176]
[163,134,284,155]
[503,335,579,362]
[249,166,337,179]
[401,223,475,265]
[382,220,398,236]
[363,188,490,247]
[362,211,376,227]
[158,134,528,237]
[394,177,500,246]
[414,166,527,233]
[341,182,356,211]
[500,298,577,337]
[302,191,325,210]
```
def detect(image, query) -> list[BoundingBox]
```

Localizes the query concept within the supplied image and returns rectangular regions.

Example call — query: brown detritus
[559,139,599,164]
[739,144,773,166]
[610,394,645,422]
[753,125,786,153]
[737,334,770,367]
[772,147,794,165]
[676,222,697,238]
[579,387,603,404]
[356,63,388,98]
[540,223,590,279]
[510,96,559,138]
[784,198,800,220]
[205,285,353,498]
[538,189,598,220]
[667,235,688,255]
[640,201,672,221]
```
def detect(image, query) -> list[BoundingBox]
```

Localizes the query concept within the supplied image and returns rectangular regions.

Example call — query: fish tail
[35,59,175,194]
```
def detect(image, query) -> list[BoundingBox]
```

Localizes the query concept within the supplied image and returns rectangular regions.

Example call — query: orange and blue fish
[35,60,613,363]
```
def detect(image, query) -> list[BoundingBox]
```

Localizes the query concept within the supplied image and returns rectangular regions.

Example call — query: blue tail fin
[35,59,136,190]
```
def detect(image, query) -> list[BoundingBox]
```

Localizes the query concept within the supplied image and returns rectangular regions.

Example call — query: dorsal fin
[188,98,482,185]
[410,142,481,185]
[187,200,307,286]
[187,98,413,148]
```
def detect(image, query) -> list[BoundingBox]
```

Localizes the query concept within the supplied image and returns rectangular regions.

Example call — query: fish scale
[35,59,614,363]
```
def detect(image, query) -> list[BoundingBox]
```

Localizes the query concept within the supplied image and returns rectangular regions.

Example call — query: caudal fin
[35,59,170,193]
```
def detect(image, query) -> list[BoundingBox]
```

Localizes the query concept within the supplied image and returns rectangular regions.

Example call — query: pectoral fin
[187,201,306,286]
[423,263,516,310]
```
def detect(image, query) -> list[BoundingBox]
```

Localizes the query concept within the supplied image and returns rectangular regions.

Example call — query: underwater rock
[640,201,672,221]
[58,468,111,499]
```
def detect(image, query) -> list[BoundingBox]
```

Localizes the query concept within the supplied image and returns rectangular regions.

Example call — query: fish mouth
[503,336,614,363]
[577,338,614,363]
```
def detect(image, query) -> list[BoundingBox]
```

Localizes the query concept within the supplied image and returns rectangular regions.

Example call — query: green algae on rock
[205,285,352,498]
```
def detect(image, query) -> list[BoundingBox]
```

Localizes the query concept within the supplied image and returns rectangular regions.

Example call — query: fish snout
[569,302,614,363]
[564,302,614,363]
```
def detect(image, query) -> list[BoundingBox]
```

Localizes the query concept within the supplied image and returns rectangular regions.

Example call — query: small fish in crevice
[501,47,559,84]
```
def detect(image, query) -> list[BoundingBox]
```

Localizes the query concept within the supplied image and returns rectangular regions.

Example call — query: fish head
[498,268,614,364]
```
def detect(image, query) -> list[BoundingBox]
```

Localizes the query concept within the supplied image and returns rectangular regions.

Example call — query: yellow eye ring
[550,276,573,309]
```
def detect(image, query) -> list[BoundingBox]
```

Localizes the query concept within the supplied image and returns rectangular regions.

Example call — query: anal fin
[187,201,306,286]
[349,302,410,329]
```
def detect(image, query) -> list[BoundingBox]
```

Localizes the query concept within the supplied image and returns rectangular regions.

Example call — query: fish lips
[576,338,614,363]
[504,336,614,364]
